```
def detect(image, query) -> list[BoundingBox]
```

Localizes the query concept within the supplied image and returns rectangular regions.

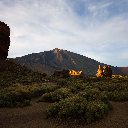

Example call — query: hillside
[15,48,126,76]
[0,60,46,88]
[119,67,128,75]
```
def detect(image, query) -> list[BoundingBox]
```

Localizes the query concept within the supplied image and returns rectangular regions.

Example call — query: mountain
[119,67,128,75]
[14,48,128,76]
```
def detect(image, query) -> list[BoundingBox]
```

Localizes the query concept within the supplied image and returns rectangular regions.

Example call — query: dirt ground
[0,100,128,128]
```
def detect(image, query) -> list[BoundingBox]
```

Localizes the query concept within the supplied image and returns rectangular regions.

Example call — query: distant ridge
[14,48,128,76]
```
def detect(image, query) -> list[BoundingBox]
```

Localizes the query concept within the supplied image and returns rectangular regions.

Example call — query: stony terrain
[0,100,128,128]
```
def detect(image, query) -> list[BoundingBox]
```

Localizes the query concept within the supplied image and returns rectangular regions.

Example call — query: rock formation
[0,21,10,60]
[96,65,103,77]
[69,70,82,76]
[96,65,112,77]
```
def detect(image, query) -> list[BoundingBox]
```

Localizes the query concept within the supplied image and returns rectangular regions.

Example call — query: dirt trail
[0,101,128,128]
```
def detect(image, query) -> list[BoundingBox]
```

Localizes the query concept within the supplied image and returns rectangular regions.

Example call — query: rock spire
[0,21,10,60]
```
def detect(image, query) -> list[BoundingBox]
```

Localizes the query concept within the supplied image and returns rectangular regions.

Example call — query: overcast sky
[0,0,128,67]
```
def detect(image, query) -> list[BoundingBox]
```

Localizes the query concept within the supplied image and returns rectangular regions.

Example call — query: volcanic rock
[0,21,10,60]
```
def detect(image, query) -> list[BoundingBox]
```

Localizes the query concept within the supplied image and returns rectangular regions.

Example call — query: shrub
[39,87,72,102]
[78,87,108,103]
[57,78,69,86]
[47,95,87,118]
[85,100,110,123]
[93,80,128,101]
[107,91,128,101]
[47,95,111,122]
[39,84,60,94]
[0,87,31,107]
[0,83,60,107]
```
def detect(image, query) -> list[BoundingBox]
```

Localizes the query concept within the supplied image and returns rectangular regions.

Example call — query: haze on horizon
[0,0,128,67]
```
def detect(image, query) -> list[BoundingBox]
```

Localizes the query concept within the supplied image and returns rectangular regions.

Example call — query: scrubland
[0,76,128,127]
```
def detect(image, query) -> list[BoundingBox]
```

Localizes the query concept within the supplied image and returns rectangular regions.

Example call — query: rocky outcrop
[96,65,112,77]
[0,21,10,60]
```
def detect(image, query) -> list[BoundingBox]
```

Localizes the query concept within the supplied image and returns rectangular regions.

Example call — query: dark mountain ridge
[15,48,128,76]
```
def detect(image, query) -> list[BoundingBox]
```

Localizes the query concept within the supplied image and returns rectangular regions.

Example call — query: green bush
[85,100,110,123]
[93,81,128,101]
[107,91,128,101]
[39,87,72,102]
[0,87,31,107]
[47,95,87,118]
[57,78,69,86]
[39,84,60,94]
[77,87,105,101]
[47,95,111,122]
[0,83,60,107]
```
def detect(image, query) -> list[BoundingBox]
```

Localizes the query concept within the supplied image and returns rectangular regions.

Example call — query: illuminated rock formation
[53,69,83,78]
[96,65,103,77]
[0,21,10,60]
[96,65,112,77]
[69,70,82,76]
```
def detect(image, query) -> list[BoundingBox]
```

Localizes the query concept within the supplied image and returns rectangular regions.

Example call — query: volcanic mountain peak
[15,48,127,76]
[52,48,62,53]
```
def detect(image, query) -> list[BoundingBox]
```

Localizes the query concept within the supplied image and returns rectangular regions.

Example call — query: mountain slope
[119,67,128,75]
[15,48,127,76]
[0,60,46,88]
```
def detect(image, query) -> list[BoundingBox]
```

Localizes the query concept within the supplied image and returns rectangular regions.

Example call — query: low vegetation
[45,77,128,123]
[39,87,72,102]
[0,83,60,107]
[0,64,128,123]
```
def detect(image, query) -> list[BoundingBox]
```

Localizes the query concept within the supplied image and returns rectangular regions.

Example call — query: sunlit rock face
[0,21,10,60]
[96,65,112,77]
[96,65,103,77]
[69,70,82,76]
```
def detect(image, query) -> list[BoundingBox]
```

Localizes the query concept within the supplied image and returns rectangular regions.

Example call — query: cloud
[87,1,112,15]
[0,0,128,66]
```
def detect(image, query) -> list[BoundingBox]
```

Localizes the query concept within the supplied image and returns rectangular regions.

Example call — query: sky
[0,0,128,67]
